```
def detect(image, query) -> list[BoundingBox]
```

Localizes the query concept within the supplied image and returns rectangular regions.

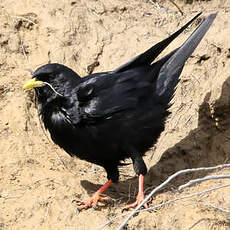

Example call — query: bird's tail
[155,13,217,102]
[114,13,202,73]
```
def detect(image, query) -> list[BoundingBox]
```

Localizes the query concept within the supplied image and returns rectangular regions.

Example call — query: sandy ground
[0,0,230,229]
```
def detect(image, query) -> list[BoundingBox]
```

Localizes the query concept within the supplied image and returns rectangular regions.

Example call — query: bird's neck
[39,96,65,126]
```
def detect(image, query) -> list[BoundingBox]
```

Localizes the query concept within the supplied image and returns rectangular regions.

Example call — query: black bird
[23,13,216,210]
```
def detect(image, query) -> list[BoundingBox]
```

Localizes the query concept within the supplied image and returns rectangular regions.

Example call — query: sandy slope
[0,0,230,229]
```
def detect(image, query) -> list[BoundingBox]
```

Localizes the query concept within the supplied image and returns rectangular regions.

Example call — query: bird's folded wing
[75,72,152,123]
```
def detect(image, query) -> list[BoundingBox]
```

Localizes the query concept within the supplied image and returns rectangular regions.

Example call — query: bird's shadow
[79,76,230,207]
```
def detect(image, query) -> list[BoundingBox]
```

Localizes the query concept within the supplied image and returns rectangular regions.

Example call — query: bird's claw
[123,192,148,210]
[75,193,111,211]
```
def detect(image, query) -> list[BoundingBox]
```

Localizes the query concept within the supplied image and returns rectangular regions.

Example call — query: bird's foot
[124,191,148,210]
[75,193,111,210]
[75,180,113,211]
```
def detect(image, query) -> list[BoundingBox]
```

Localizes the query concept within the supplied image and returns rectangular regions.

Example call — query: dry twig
[20,40,28,60]
[179,174,230,190]
[99,183,230,229]
[205,202,230,214]
[11,15,36,25]
[117,163,230,230]
[168,0,184,15]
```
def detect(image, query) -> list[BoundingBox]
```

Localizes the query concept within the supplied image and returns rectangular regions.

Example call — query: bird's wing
[113,13,201,73]
[75,71,152,123]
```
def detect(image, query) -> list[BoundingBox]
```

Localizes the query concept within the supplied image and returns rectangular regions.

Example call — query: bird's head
[23,63,81,103]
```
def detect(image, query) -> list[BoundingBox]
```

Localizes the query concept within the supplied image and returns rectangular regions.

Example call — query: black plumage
[23,13,216,209]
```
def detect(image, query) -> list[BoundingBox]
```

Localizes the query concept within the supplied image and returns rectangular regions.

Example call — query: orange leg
[125,174,148,209]
[76,180,113,210]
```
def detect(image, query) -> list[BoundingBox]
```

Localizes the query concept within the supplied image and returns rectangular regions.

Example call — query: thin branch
[143,183,230,212]
[188,219,207,230]
[179,174,230,190]
[33,201,51,230]
[149,0,161,10]
[117,163,230,230]
[168,0,184,15]
[20,40,28,60]
[205,202,230,214]
[98,213,129,230]
[11,15,36,25]
[99,183,230,229]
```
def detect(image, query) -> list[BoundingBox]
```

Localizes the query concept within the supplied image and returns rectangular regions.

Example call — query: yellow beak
[23,78,45,90]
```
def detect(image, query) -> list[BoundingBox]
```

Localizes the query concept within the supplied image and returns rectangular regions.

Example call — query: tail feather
[114,13,202,73]
[156,13,217,101]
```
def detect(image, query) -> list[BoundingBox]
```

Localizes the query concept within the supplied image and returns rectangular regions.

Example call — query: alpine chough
[23,13,216,210]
